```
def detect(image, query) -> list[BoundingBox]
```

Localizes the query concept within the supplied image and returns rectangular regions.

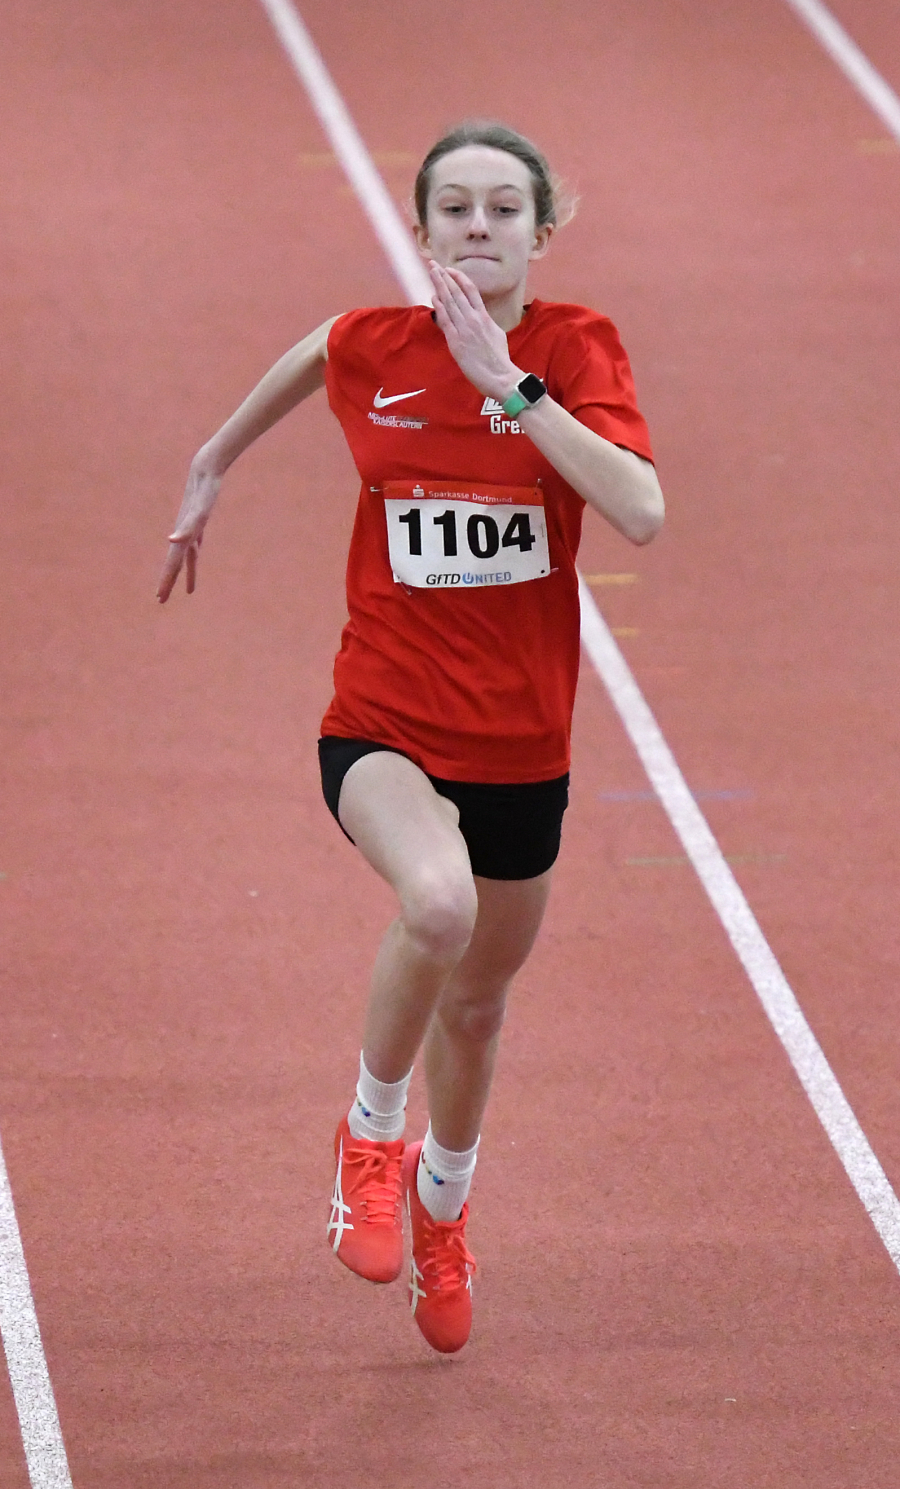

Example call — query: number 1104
[398,508,537,560]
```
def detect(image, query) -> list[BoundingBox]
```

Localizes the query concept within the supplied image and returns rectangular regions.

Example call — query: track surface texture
[3,1,900,1485]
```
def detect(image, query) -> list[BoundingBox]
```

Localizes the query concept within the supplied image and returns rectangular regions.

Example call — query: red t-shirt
[321,299,653,782]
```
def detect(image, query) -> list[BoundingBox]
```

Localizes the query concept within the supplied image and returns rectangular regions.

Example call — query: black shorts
[318,736,569,881]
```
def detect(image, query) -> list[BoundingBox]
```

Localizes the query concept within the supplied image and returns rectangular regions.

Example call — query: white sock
[417,1123,479,1222]
[347,1052,412,1143]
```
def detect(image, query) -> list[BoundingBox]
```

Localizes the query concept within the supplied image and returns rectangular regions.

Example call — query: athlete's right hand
[156,461,222,602]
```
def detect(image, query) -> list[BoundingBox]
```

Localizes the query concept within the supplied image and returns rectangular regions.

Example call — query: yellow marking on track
[611,626,640,638]
[298,149,418,168]
[583,573,639,585]
[372,150,419,166]
[626,853,785,867]
[297,151,339,167]
[626,855,691,867]
[857,138,900,153]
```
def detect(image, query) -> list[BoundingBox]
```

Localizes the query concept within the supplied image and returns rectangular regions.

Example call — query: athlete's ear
[529,223,554,262]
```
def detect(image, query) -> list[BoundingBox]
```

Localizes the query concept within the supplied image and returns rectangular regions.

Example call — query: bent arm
[428,264,664,546]
[509,391,664,545]
[157,315,339,601]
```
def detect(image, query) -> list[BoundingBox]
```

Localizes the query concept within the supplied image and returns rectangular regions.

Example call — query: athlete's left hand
[429,262,519,401]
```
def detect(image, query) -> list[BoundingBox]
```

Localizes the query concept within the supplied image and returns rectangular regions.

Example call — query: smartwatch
[502,373,547,418]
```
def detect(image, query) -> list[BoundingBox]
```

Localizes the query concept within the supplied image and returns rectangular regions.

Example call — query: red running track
[2,1,900,1483]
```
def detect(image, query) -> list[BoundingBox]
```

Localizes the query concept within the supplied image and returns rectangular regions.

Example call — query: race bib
[383,480,550,589]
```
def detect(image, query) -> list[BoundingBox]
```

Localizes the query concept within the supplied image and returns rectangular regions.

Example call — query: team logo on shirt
[480,395,523,436]
[365,388,523,433]
[369,411,429,428]
[369,387,428,429]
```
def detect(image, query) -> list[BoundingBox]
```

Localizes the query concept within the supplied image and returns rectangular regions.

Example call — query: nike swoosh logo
[373,386,426,408]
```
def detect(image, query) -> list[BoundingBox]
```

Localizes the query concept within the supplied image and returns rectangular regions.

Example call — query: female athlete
[157,121,664,1354]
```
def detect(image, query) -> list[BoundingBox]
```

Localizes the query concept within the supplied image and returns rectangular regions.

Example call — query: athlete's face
[415,146,552,301]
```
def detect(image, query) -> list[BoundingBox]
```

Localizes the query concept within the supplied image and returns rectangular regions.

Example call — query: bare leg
[337,751,479,1083]
[423,872,552,1151]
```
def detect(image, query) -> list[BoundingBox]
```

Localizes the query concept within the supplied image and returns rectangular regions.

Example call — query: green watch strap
[501,389,529,418]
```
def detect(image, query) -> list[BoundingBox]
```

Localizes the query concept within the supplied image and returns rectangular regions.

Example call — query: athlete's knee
[402,871,478,964]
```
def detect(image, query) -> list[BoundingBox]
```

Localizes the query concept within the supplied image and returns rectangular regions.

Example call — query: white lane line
[0,1136,74,1488]
[783,0,900,143]
[578,580,900,1267]
[257,0,432,305]
[258,0,900,1272]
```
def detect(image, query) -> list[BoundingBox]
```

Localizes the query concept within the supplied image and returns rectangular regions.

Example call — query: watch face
[518,373,546,403]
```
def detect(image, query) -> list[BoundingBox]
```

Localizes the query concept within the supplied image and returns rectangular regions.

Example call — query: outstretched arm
[157,315,340,602]
[429,264,664,546]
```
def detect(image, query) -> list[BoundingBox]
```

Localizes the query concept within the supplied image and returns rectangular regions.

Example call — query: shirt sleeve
[548,309,654,462]
[324,308,369,421]
[325,308,362,374]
